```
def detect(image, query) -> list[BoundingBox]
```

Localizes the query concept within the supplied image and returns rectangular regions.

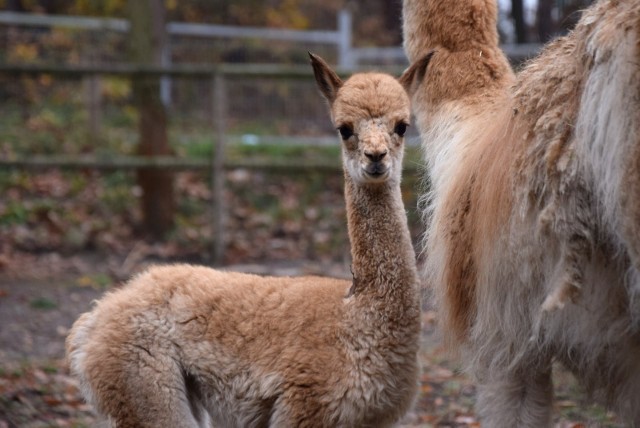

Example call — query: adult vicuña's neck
[403,0,500,62]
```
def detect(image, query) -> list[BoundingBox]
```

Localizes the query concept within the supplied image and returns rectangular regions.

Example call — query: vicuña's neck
[403,0,501,61]
[403,0,513,105]
[344,175,418,300]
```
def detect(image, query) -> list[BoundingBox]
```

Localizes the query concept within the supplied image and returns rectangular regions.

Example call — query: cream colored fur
[401,0,640,426]
[66,55,422,427]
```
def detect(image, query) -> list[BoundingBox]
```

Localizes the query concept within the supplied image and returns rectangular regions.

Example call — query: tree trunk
[511,0,527,43]
[38,0,57,14]
[536,0,555,42]
[382,0,403,45]
[560,0,593,33]
[126,0,175,240]
[6,0,25,11]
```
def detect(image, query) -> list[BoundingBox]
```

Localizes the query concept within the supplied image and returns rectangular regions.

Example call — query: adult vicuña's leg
[476,363,553,427]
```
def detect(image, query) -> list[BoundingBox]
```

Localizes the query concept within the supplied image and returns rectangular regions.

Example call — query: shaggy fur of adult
[66,55,422,427]
[401,0,640,425]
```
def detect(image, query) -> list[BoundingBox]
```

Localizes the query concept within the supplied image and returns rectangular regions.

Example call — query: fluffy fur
[401,0,640,425]
[66,55,422,427]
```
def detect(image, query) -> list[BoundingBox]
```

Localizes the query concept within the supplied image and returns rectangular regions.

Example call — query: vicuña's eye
[394,122,408,137]
[338,125,354,140]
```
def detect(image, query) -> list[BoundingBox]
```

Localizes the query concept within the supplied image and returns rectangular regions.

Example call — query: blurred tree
[35,0,58,13]
[382,0,403,45]
[163,0,311,28]
[532,0,595,42]
[3,0,406,49]
[536,0,554,42]
[558,0,593,32]
[511,0,527,42]
[6,0,25,11]
[127,0,175,240]
[501,0,597,44]
[265,0,309,28]
[71,0,126,16]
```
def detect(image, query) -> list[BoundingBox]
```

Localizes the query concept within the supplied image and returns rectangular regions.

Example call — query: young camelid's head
[309,53,414,186]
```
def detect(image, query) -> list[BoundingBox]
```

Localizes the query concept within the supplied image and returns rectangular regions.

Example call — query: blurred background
[4,2,627,427]
[0,0,595,274]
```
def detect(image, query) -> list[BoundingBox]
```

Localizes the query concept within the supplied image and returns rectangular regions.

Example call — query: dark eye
[394,122,408,137]
[337,125,354,140]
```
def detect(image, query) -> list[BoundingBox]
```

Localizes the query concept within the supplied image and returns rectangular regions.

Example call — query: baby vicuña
[66,53,423,427]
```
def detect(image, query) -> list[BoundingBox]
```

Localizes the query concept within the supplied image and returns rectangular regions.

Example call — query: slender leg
[476,365,553,427]
[87,348,203,428]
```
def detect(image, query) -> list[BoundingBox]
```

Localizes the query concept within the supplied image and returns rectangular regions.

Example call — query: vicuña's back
[401,0,640,425]
[66,55,422,427]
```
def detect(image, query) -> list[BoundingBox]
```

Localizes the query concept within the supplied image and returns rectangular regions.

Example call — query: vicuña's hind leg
[568,343,640,425]
[86,345,205,428]
[475,364,553,427]
[612,366,640,425]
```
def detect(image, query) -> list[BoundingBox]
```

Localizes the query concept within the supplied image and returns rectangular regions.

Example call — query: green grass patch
[42,365,58,374]
[76,273,112,290]
[0,201,29,225]
[29,297,58,310]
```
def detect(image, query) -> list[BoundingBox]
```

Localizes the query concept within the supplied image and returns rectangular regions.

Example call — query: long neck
[344,174,419,305]
[403,0,501,61]
[403,0,514,107]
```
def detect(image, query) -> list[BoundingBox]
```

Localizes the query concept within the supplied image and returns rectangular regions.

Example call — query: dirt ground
[0,254,624,427]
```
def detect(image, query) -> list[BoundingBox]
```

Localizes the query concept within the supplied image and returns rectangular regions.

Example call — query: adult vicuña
[401,0,640,425]
[66,53,423,427]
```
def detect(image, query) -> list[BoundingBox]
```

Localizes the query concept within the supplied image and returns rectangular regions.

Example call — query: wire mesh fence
[0,12,422,265]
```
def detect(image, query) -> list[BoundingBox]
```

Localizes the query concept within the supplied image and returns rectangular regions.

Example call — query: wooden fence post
[127,0,175,240]
[337,10,353,69]
[85,70,101,139]
[83,40,101,140]
[212,72,227,265]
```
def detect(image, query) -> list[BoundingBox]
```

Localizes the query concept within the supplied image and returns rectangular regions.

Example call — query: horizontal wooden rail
[0,12,342,44]
[0,155,339,173]
[0,10,354,68]
[0,155,421,173]
[0,63,310,79]
[0,63,405,79]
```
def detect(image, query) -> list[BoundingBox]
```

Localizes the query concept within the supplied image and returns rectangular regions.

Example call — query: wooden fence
[0,10,353,72]
[0,63,375,264]
[0,46,541,263]
[0,11,541,70]
[0,31,540,263]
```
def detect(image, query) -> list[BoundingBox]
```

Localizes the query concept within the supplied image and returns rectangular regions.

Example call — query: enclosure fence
[0,10,541,70]
[0,63,362,264]
[0,11,541,264]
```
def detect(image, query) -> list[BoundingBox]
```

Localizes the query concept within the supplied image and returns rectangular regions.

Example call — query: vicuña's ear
[398,50,435,94]
[309,52,343,104]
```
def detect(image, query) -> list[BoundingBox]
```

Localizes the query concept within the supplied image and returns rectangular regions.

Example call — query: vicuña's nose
[364,150,387,162]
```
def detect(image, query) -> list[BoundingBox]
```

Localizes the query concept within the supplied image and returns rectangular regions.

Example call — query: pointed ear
[309,52,343,104]
[398,50,435,94]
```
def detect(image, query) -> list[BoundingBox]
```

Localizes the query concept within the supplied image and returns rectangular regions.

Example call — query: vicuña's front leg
[475,363,553,427]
